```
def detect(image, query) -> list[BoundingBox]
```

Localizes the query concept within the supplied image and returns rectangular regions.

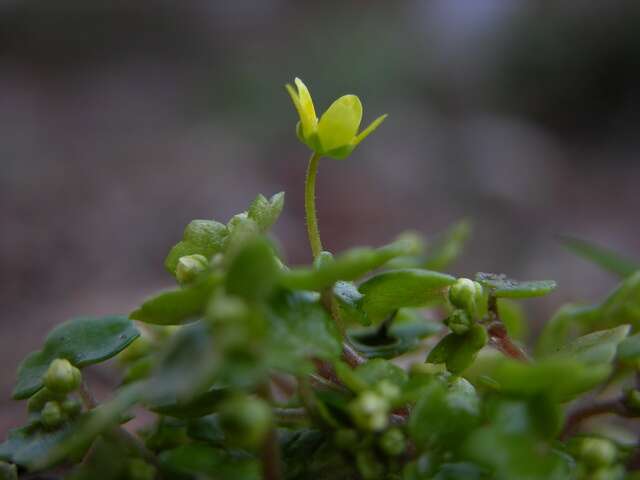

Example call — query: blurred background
[2,0,640,432]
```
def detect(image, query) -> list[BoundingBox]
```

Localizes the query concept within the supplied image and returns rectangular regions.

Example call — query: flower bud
[578,437,617,469]
[61,398,82,418]
[444,309,472,335]
[175,254,208,284]
[349,391,390,432]
[449,278,482,315]
[379,428,406,456]
[41,401,64,429]
[374,380,401,403]
[27,387,65,412]
[218,395,272,449]
[43,359,81,394]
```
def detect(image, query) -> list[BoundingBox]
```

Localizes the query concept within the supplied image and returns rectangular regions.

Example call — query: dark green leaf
[266,292,341,373]
[130,275,219,325]
[359,269,455,323]
[409,378,480,448]
[13,316,139,399]
[475,273,556,299]
[187,414,226,446]
[560,235,639,278]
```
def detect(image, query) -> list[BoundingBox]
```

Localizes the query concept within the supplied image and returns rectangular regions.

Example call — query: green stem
[305,152,323,259]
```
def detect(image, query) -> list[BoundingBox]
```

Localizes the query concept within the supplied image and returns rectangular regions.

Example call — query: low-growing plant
[3,78,640,480]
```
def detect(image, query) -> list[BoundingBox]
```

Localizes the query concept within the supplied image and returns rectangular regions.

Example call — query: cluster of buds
[28,359,83,429]
[445,278,485,335]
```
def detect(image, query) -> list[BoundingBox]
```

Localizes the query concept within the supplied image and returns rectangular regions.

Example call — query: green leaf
[475,273,556,299]
[426,325,488,374]
[424,220,472,271]
[408,377,480,448]
[550,325,630,365]
[159,444,259,479]
[535,304,599,357]
[247,192,285,232]
[489,358,611,402]
[130,275,219,325]
[187,414,226,446]
[165,220,228,274]
[597,271,640,329]
[266,291,342,373]
[279,238,415,291]
[359,269,455,323]
[560,235,639,278]
[463,427,570,480]
[226,238,279,302]
[13,316,139,399]
[617,332,640,362]
[333,281,369,326]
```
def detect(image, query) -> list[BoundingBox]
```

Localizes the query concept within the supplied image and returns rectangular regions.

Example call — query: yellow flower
[286,77,387,160]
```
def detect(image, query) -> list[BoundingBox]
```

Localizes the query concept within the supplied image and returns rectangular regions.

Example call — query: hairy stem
[305,152,323,259]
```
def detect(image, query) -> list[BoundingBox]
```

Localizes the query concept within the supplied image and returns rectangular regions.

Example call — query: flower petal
[294,78,318,137]
[352,114,387,147]
[318,95,363,152]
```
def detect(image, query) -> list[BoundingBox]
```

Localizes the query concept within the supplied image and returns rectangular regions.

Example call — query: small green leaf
[489,358,611,402]
[247,192,285,232]
[427,325,488,374]
[279,238,414,291]
[226,238,279,302]
[475,273,556,299]
[13,316,139,399]
[551,325,630,365]
[130,275,219,325]
[497,299,528,342]
[165,220,228,274]
[359,269,455,323]
[560,235,639,278]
